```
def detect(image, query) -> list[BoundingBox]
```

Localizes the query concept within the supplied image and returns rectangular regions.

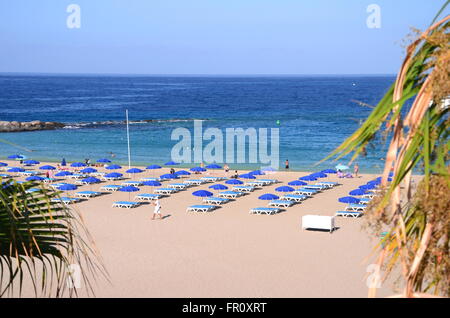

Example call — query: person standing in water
[151,199,163,220]
[354,163,359,178]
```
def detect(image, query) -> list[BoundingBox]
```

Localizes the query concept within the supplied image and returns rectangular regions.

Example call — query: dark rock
[0,120,65,133]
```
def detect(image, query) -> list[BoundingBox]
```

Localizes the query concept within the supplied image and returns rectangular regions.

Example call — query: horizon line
[0,71,397,77]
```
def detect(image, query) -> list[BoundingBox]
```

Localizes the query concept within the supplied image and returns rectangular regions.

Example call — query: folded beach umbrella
[321,169,337,174]
[206,164,222,169]
[82,177,101,184]
[106,164,122,170]
[61,158,67,166]
[239,173,256,179]
[299,175,317,181]
[275,186,295,192]
[97,158,111,163]
[105,172,123,178]
[8,167,25,173]
[40,165,56,170]
[335,164,350,171]
[24,160,40,165]
[142,180,161,187]
[209,184,228,190]
[58,184,78,191]
[190,167,207,172]
[288,180,307,186]
[26,175,45,181]
[174,170,191,176]
[249,170,264,176]
[165,161,180,166]
[55,171,73,177]
[192,190,213,197]
[146,164,162,170]
[349,189,367,196]
[338,196,360,204]
[225,179,243,185]
[126,168,144,174]
[160,173,178,179]
[119,186,140,192]
[258,193,279,200]
[81,167,97,174]
[0,162,8,167]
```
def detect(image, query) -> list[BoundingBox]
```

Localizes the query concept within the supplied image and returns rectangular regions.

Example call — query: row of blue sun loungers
[185,180,280,213]
[249,182,337,215]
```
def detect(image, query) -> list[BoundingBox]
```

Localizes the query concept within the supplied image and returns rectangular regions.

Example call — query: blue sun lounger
[186,205,218,213]
[281,194,307,202]
[294,188,317,196]
[257,179,278,185]
[217,191,244,199]
[121,181,142,186]
[269,200,294,208]
[101,185,122,192]
[203,197,229,205]
[168,183,188,190]
[336,211,363,218]
[75,191,101,198]
[51,197,81,205]
[359,198,371,204]
[184,179,205,186]
[135,193,161,201]
[345,203,367,212]
[246,181,265,187]
[154,187,176,195]
[302,185,324,191]
[250,207,281,215]
[232,185,255,193]
[113,201,141,209]
[317,181,338,188]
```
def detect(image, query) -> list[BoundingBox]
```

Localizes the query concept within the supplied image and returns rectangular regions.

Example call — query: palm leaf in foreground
[322,7,449,297]
[0,179,108,297]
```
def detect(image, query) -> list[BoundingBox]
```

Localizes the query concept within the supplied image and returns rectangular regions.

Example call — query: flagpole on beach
[126,109,131,169]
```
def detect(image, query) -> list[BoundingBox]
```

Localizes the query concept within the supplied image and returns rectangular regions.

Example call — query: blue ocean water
[0,74,395,172]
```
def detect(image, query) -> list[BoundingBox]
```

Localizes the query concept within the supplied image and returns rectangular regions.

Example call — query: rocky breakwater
[0,120,65,132]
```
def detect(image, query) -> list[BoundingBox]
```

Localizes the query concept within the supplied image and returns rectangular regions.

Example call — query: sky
[0,0,447,75]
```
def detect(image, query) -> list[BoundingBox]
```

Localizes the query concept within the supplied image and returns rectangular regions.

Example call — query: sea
[0,74,396,173]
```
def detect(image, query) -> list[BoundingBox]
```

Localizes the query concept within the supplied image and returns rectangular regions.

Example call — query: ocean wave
[62,118,207,129]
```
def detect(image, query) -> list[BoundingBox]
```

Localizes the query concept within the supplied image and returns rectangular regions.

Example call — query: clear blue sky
[0,0,447,75]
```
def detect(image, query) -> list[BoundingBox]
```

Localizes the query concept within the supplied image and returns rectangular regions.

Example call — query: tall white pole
[126,109,131,169]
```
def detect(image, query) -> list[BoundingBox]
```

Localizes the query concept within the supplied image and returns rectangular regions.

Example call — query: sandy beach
[2,160,404,298]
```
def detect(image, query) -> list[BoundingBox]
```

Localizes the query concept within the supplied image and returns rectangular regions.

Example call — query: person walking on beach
[152,199,163,220]
[354,163,359,178]
[285,159,289,170]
